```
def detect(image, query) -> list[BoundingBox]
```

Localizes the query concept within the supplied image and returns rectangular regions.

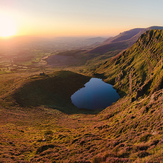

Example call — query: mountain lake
[71,78,120,110]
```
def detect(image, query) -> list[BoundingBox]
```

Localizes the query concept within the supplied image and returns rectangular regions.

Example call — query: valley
[0,28,163,162]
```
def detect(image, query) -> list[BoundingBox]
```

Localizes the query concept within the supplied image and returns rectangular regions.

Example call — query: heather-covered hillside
[0,30,163,162]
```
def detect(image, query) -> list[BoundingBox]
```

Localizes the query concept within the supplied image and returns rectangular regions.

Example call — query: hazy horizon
[0,0,163,38]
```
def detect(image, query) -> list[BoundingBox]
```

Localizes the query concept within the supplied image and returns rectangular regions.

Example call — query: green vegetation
[13,50,45,66]
[0,30,163,162]
[11,70,93,114]
[87,30,163,97]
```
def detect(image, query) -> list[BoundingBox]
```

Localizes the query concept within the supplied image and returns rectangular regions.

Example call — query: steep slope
[88,26,163,56]
[79,29,163,162]
[46,27,163,68]
[92,30,163,98]
[103,28,143,44]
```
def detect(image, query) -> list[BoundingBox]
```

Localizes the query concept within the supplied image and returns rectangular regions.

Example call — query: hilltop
[0,30,163,162]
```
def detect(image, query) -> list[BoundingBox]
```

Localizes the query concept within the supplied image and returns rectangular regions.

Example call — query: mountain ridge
[46,26,163,69]
[88,26,163,55]
[90,29,163,98]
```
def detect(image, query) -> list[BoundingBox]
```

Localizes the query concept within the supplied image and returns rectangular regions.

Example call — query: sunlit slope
[86,27,163,64]
[92,30,163,98]
[46,27,163,68]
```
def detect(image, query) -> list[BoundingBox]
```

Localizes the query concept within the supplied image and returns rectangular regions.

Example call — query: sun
[0,14,17,38]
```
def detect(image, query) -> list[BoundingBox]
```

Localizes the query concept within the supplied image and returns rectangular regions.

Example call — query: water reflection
[71,78,120,110]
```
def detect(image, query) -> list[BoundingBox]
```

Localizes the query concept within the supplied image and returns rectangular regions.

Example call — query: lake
[71,78,120,110]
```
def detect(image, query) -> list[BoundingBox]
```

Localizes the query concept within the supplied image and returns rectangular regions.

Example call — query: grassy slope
[0,30,163,162]
[84,27,163,68]
[45,27,163,70]
[9,71,102,114]
[82,29,163,162]
[91,30,163,97]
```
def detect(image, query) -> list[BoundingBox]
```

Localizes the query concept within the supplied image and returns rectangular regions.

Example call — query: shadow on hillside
[11,70,106,114]
[92,73,107,79]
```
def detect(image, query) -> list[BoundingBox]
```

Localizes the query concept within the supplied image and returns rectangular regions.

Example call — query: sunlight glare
[0,14,17,38]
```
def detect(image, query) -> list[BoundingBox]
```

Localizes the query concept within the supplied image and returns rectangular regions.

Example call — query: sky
[0,0,163,38]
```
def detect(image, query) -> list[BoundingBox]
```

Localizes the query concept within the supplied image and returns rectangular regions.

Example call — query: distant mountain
[103,28,143,44]
[88,26,163,55]
[85,37,106,43]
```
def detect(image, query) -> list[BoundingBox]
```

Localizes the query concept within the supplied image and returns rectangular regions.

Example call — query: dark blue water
[71,78,120,110]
